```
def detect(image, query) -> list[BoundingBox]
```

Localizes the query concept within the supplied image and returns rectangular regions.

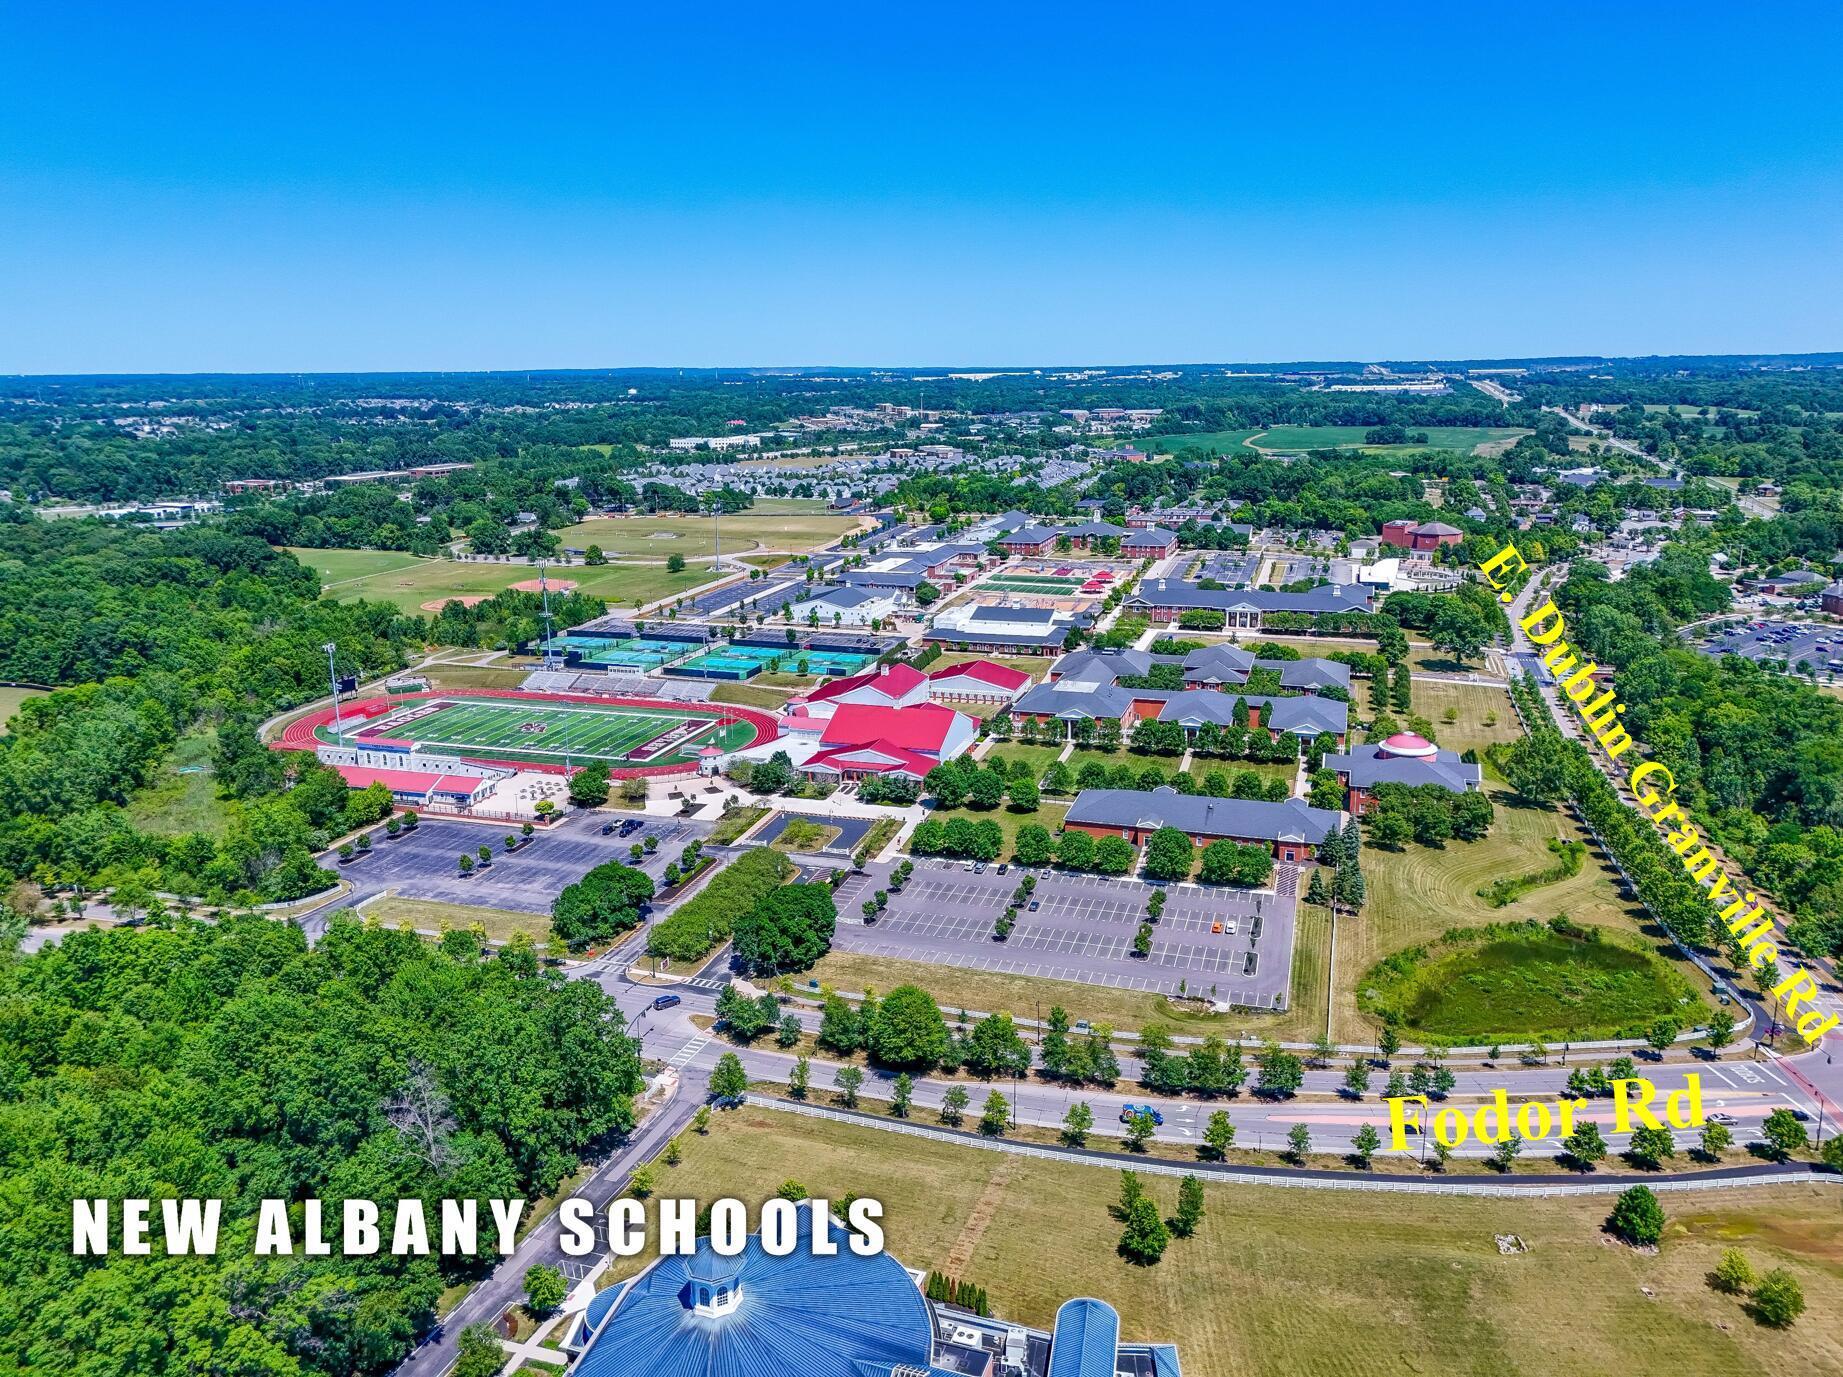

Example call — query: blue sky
[3,2,1840,373]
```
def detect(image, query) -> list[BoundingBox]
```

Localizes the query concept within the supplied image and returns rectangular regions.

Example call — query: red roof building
[791,662,929,717]
[926,659,1033,702]
[816,702,978,763]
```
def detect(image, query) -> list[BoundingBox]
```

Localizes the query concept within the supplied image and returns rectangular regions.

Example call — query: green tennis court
[984,576,1086,592]
[347,695,755,767]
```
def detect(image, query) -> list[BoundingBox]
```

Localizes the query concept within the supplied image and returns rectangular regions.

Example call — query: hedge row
[647,846,794,962]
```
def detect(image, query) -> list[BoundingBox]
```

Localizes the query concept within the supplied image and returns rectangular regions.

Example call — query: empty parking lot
[833,859,1294,1007]
[323,812,715,917]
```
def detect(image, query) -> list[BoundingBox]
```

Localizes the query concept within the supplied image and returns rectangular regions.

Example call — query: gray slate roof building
[1066,787,1343,845]
[1322,742,1482,793]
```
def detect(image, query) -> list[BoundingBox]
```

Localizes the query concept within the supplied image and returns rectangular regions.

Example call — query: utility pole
[323,642,345,746]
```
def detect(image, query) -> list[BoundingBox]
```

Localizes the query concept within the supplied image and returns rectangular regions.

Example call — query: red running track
[271,689,777,778]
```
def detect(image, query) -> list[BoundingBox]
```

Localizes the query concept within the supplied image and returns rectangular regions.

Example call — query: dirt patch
[418,595,491,611]
[944,1157,1016,1277]
[508,578,577,594]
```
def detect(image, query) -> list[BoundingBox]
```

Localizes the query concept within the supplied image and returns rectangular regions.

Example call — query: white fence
[745,1095,1834,1198]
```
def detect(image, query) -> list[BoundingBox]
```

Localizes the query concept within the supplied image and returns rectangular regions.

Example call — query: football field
[351,696,755,767]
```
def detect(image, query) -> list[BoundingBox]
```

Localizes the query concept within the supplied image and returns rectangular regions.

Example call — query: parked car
[1708,1112,1738,1126]
[1028,899,1040,911]
[600,821,616,835]
[651,994,682,1011]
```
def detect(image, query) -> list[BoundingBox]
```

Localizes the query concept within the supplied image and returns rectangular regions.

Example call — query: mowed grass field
[286,546,425,587]
[1409,678,1520,755]
[630,1112,1843,1377]
[553,511,863,558]
[347,696,752,767]
[1334,785,1666,1040]
[290,548,712,613]
[0,685,47,735]
[1249,425,1531,455]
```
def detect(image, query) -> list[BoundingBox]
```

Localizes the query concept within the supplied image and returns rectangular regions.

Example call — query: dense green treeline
[1551,549,1843,957]
[0,914,644,1377]
[0,519,420,900]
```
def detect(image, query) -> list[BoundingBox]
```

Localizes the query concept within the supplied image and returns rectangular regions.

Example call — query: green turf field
[342,696,756,767]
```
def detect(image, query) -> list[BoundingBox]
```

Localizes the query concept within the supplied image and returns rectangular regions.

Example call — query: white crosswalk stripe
[664,1035,712,1069]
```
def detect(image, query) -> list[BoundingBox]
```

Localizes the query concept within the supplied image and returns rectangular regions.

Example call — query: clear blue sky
[3,2,1840,373]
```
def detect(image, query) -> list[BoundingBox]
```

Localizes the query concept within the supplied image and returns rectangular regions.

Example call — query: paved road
[1504,570,1843,1112]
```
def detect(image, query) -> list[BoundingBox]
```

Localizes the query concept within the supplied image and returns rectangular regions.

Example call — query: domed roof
[1378,731,1437,759]
[577,1213,933,1377]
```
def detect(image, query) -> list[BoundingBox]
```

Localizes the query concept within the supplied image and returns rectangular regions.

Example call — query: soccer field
[351,696,755,767]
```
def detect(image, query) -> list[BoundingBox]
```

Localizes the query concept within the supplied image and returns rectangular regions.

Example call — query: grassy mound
[1359,918,1697,1042]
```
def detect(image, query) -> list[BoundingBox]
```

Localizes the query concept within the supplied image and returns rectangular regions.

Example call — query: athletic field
[344,695,756,768]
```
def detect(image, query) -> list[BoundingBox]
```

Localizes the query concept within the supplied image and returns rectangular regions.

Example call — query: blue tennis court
[576,637,697,670]
[670,644,875,680]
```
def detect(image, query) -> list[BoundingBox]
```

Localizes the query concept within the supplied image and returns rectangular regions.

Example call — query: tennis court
[671,643,876,680]
[574,637,698,670]
[350,695,752,766]
[983,575,1087,593]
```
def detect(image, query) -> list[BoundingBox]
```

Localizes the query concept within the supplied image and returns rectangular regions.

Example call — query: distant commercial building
[1379,520,1463,552]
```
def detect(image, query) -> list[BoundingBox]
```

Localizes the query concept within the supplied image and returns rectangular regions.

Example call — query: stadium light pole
[539,561,557,670]
[323,642,345,746]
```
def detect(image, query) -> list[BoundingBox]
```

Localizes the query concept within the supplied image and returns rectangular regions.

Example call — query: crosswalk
[663,1035,712,1070]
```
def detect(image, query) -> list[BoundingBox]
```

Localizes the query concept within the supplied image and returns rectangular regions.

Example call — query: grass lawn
[0,684,47,735]
[911,802,1071,856]
[1411,679,1520,755]
[554,511,861,558]
[1364,926,1695,1042]
[1334,785,1692,1041]
[364,895,553,943]
[285,546,426,588]
[311,556,711,615]
[708,806,771,844]
[710,681,798,710]
[772,818,842,853]
[979,743,1069,779]
[123,730,231,838]
[628,1112,1843,1377]
[1249,425,1531,456]
[422,663,542,691]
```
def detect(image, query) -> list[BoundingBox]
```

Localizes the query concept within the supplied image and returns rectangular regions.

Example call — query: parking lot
[833,858,1294,1007]
[331,812,714,914]
[1189,552,1260,586]
[1701,619,1843,673]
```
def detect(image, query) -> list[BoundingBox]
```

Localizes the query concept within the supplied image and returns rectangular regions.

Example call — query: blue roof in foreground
[1049,1298,1121,1377]
[576,1213,934,1377]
